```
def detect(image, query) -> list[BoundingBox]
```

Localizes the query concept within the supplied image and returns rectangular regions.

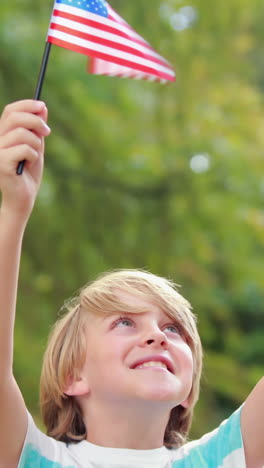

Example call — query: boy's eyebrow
[102,311,134,320]
[102,311,146,323]
[101,312,122,322]
[102,310,178,322]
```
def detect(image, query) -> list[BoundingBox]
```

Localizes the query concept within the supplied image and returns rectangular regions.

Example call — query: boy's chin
[133,382,187,406]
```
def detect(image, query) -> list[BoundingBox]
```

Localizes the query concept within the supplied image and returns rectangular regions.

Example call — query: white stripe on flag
[53,3,150,45]
[50,15,169,65]
[92,58,162,81]
[48,29,175,77]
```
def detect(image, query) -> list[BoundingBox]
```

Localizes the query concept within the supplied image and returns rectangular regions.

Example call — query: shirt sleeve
[171,406,246,468]
[17,412,75,468]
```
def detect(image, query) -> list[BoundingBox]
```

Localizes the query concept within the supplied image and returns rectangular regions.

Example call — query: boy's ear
[180,396,191,409]
[64,375,90,397]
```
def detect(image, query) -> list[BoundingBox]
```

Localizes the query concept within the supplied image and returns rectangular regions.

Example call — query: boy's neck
[82,400,171,450]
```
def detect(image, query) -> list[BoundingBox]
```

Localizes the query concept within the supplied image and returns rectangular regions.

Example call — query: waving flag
[47,0,175,83]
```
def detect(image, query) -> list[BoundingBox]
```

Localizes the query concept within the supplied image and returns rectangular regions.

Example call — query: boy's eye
[115,317,134,327]
[164,324,181,334]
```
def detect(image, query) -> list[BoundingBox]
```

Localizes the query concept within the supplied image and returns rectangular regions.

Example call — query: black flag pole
[34,42,52,100]
[16,42,52,175]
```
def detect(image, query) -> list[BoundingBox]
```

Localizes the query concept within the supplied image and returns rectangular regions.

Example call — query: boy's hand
[0,100,51,220]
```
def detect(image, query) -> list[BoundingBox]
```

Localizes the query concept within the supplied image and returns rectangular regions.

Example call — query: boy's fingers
[0,112,51,138]
[0,128,42,154]
[39,104,48,122]
[1,100,46,119]
[0,144,39,169]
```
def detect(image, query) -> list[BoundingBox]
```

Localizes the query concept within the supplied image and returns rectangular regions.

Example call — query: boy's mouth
[131,356,174,373]
[134,361,168,370]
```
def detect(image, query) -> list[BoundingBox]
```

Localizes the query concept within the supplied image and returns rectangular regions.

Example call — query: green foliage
[1,0,264,440]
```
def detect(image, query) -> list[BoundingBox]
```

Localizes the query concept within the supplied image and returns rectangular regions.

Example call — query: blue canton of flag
[57,0,108,17]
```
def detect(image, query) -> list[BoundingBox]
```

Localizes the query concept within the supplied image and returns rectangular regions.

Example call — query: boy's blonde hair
[40,270,203,449]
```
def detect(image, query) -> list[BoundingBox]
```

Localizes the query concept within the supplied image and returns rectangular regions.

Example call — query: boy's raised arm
[0,100,50,468]
[241,376,264,468]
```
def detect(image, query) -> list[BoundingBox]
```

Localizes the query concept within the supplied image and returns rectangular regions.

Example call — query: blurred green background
[1,0,264,439]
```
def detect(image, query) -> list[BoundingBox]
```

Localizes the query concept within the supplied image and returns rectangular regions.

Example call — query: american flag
[47,0,176,83]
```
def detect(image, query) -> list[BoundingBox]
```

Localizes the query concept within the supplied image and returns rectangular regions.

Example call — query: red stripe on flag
[49,22,173,70]
[89,58,164,82]
[107,9,143,37]
[52,9,150,50]
[47,36,175,82]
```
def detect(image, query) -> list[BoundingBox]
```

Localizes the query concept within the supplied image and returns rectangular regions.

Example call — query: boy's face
[69,291,193,410]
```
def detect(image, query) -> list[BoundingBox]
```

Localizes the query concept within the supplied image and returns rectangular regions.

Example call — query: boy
[0,99,263,468]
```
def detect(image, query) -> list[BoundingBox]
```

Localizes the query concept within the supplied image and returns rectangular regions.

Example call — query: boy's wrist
[0,188,36,217]
[0,201,31,232]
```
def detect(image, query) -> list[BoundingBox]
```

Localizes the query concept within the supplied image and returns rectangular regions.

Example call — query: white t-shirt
[18,407,245,468]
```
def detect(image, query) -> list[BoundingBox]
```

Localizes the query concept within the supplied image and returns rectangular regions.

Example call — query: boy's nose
[142,328,169,350]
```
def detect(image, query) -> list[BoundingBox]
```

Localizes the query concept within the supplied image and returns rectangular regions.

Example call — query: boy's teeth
[136,361,167,369]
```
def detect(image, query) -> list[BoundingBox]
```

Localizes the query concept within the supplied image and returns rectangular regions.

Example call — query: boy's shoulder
[171,406,246,467]
[18,412,86,468]
[18,408,246,468]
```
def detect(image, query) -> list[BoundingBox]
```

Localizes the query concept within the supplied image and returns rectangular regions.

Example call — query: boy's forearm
[0,210,26,378]
[0,100,50,466]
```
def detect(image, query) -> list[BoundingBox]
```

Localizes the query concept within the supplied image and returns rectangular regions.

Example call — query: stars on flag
[57,0,108,17]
